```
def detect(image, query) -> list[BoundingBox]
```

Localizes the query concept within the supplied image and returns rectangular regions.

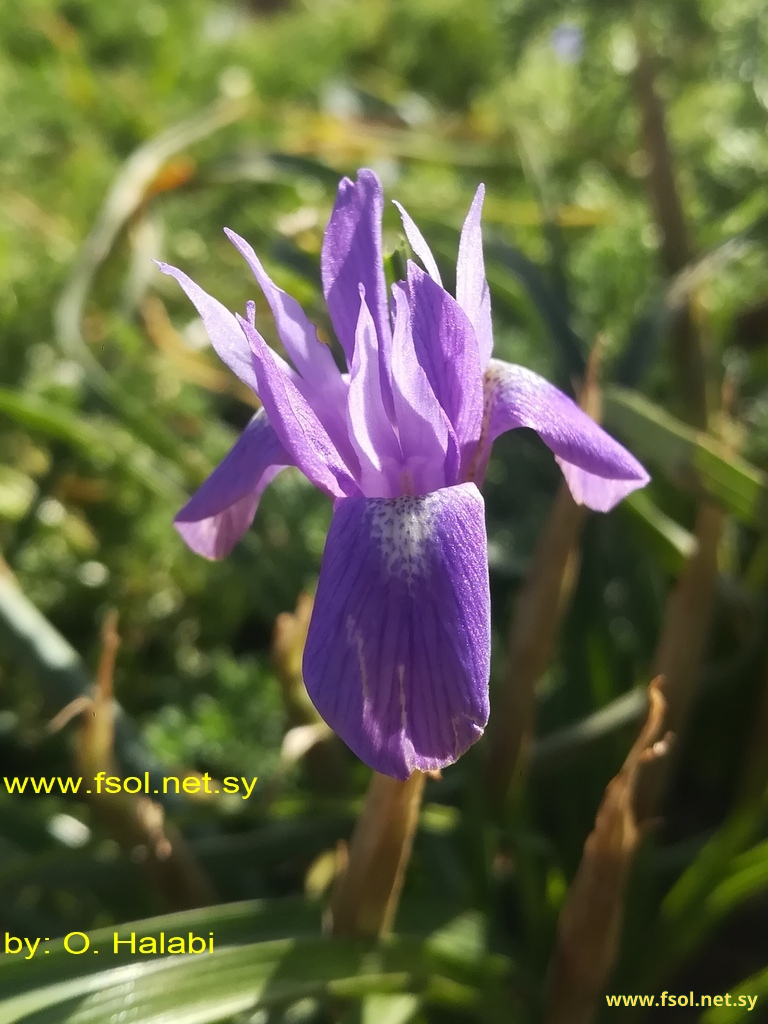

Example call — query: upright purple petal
[478,360,650,511]
[406,263,484,472]
[303,484,490,779]
[223,228,347,405]
[321,170,391,365]
[390,284,458,493]
[223,227,357,468]
[175,409,289,559]
[156,261,261,394]
[392,201,442,285]
[456,185,493,368]
[346,293,403,497]
[238,316,358,499]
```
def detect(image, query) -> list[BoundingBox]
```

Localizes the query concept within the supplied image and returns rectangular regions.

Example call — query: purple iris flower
[157,169,648,780]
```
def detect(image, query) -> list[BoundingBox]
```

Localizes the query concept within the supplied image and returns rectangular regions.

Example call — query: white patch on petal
[346,615,371,711]
[369,495,437,585]
[397,663,408,735]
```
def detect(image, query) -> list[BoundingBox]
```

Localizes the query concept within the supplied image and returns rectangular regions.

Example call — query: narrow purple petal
[479,359,650,511]
[456,185,493,368]
[346,293,403,497]
[223,228,347,404]
[390,284,457,493]
[303,484,490,779]
[392,201,442,285]
[238,316,358,499]
[406,263,483,472]
[174,409,289,559]
[156,261,260,393]
[223,227,357,467]
[321,169,391,365]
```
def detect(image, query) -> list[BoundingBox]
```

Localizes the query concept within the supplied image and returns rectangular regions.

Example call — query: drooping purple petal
[156,261,261,394]
[392,201,442,285]
[406,263,483,472]
[346,292,403,497]
[303,483,490,779]
[238,316,359,499]
[478,359,650,511]
[456,185,493,368]
[175,409,289,559]
[390,284,458,492]
[321,169,391,365]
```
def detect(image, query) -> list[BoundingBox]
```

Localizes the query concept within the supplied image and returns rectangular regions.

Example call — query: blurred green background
[1,0,768,1021]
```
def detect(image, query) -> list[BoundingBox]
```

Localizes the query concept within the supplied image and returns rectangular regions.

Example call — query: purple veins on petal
[480,359,650,511]
[174,409,290,559]
[302,483,490,780]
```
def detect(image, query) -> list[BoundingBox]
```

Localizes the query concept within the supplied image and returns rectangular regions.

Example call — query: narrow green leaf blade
[604,387,768,528]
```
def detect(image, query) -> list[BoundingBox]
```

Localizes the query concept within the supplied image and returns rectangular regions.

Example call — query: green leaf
[0,387,183,501]
[620,489,696,574]
[485,239,586,385]
[645,809,763,985]
[0,902,513,1024]
[604,387,768,528]
[700,968,765,1022]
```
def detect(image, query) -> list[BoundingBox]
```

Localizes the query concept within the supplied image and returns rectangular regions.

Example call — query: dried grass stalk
[329,769,426,938]
[545,677,672,1024]
[64,611,217,910]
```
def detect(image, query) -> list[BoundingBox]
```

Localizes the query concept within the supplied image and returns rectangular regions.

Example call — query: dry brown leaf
[545,677,673,1024]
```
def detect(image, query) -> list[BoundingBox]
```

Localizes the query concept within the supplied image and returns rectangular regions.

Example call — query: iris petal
[392,201,443,285]
[303,483,490,780]
[238,316,358,498]
[224,227,356,465]
[174,409,289,559]
[223,228,347,404]
[390,283,458,492]
[456,185,493,368]
[479,360,650,510]
[406,263,483,470]
[156,261,261,394]
[346,293,403,497]
[321,170,391,366]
